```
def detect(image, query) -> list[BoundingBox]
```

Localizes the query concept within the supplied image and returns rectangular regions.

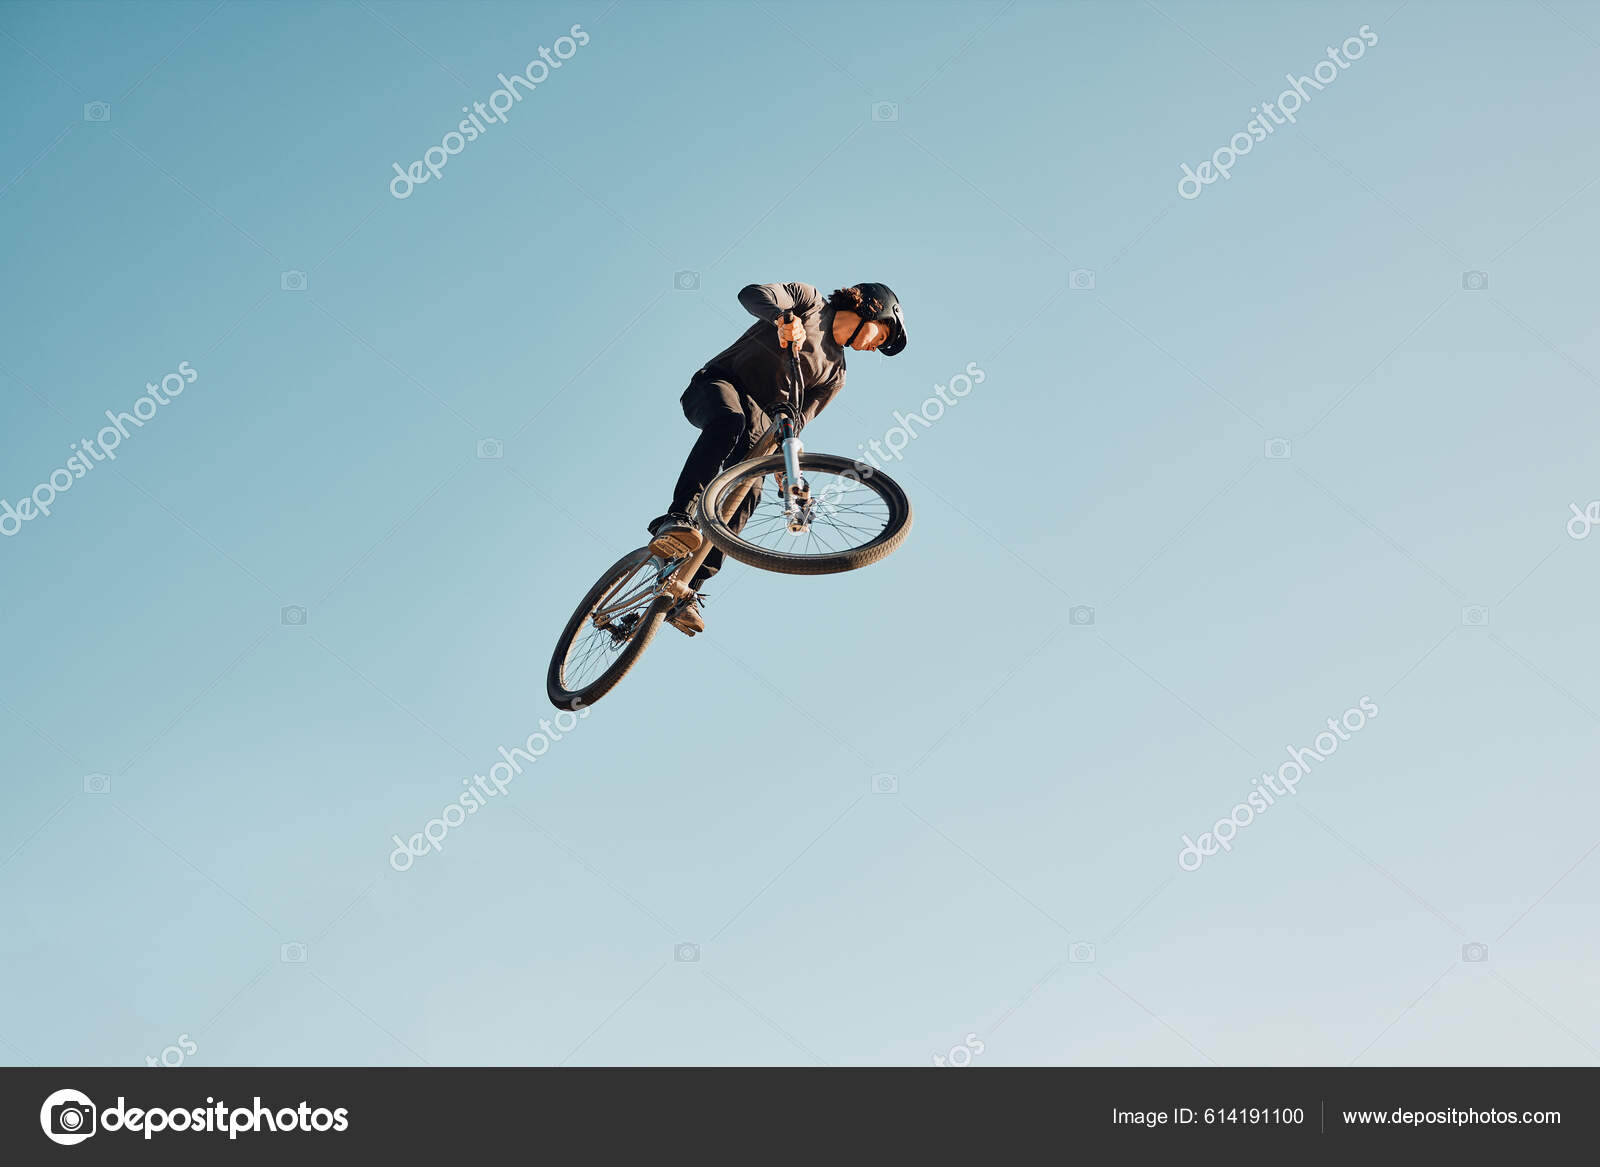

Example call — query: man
[646,281,908,634]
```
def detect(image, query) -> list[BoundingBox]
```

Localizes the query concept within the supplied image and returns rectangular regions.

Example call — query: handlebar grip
[777,310,802,414]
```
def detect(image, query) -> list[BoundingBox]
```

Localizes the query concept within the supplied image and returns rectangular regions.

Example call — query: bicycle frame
[657,408,802,605]
[588,554,674,629]
[658,308,814,607]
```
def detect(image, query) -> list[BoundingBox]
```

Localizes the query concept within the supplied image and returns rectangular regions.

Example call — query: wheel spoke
[713,462,898,561]
[558,558,662,692]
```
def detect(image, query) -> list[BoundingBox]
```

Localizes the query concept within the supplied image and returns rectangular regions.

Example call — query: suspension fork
[776,414,811,532]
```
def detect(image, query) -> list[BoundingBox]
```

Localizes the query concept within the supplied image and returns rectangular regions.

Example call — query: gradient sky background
[2,0,1598,1067]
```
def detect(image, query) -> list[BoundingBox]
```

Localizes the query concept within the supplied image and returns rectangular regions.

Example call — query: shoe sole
[649,530,703,559]
[667,607,705,636]
[666,596,705,635]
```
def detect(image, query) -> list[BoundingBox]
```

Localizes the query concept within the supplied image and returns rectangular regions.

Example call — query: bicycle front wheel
[698,452,912,575]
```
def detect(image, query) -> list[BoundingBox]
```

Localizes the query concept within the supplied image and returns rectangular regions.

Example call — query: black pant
[668,372,763,587]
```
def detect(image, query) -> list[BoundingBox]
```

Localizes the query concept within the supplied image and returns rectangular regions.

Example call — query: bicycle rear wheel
[547,547,672,710]
[698,452,912,575]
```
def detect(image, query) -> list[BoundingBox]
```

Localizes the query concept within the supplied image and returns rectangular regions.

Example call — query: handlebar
[779,309,804,418]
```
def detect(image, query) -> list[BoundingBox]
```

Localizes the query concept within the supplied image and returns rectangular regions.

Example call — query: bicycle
[547,311,914,710]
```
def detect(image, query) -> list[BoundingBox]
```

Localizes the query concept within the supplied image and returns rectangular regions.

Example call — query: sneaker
[666,596,705,636]
[647,513,702,559]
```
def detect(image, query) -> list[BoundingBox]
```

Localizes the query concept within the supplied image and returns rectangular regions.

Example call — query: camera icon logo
[280,270,307,292]
[1068,605,1095,626]
[476,438,504,460]
[1069,268,1096,291]
[674,942,700,963]
[871,773,898,794]
[871,101,899,122]
[1461,605,1489,627]
[281,942,307,963]
[40,1088,97,1146]
[1069,942,1096,963]
[1461,942,1489,962]
[1461,270,1489,291]
[83,773,111,795]
[1264,437,1292,460]
[83,102,111,123]
[281,605,307,627]
[674,270,700,291]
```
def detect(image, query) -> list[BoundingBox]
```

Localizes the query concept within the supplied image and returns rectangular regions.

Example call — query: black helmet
[849,281,907,356]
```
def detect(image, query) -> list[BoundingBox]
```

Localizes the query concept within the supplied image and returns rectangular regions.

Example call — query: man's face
[833,310,891,351]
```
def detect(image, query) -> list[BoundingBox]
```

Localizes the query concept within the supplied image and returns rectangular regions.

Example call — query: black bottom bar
[4,1067,1592,1161]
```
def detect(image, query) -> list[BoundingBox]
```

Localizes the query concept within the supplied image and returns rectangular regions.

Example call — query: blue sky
[2,0,1598,1066]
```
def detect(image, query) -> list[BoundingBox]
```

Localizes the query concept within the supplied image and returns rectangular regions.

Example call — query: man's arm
[737,282,822,321]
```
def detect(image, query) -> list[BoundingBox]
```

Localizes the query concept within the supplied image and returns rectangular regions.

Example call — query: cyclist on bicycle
[646,281,908,634]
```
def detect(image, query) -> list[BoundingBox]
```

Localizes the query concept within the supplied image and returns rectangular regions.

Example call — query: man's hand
[776,314,806,349]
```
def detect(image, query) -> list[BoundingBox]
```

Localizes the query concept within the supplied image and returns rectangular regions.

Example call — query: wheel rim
[715,464,897,560]
[559,556,665,693]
